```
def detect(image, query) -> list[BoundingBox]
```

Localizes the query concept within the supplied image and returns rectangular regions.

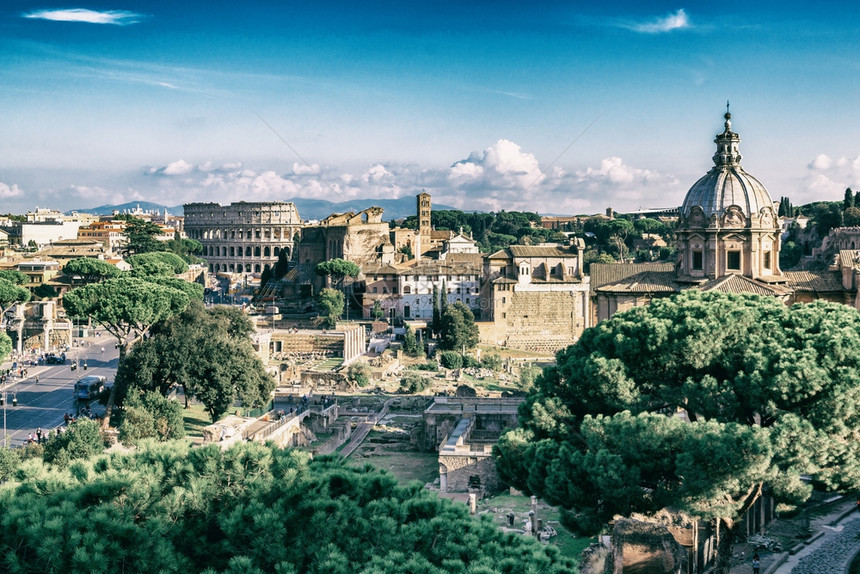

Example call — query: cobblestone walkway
[790,518,860,574]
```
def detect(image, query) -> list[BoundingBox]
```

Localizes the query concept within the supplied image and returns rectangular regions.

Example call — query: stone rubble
[791,518,860,574]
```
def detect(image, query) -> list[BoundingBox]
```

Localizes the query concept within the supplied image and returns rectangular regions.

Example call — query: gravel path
[790,518,860,574]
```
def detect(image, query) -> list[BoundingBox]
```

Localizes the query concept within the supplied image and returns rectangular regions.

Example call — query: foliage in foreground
[0,442,575,574]
[495,290,860,573]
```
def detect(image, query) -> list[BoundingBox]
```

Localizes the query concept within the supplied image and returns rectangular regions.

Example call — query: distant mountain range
[72,196,459,222]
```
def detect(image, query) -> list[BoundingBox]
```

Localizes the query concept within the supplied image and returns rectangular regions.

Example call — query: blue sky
[2,1,859,216]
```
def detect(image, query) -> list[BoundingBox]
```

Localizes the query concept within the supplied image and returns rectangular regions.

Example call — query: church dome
[680,109,776,225]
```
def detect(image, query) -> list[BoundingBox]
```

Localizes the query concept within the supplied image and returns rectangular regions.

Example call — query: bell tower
[417,192,432,238]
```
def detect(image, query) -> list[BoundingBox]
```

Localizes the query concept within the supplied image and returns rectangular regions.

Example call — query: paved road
[1,336,119,447]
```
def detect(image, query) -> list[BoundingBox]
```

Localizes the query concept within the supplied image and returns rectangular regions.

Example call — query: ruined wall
[270,333,344,356]
[499,290,588,353]
[420,412,460,451]
[299,371,350,391]
[440,454,500,493]
[608,518,687,574]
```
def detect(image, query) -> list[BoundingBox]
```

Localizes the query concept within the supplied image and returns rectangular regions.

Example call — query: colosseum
[183,202,302,275]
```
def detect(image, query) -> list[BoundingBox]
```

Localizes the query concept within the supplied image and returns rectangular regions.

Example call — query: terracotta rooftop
[783,270,847,293]
[694,273,793,296]
[589,262,675,292]
[443,253,484,265]
[508,245,577,258]
[838,249,860,269]
[594,270,679,293]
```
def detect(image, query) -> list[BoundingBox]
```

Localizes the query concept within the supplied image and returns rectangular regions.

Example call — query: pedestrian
[752,553,760,574]
[35,374,39,383]
[36,427,42,443]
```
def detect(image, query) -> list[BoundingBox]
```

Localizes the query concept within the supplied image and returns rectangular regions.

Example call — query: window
[727,250,741,270]
[763,251,772,269]
[692,250,703,271]
[373,287,378,293]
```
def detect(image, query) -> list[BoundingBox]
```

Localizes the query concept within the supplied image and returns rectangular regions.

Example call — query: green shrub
[439,351,463,370]
[399,372,430,393]
[481,352,503,371]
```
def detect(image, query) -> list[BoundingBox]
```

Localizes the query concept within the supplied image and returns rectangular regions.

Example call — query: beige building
[298,207,394,268]
[184,201,302,276]
[480,240,590,353]
[592,109,858,322]
[77,221,127,252]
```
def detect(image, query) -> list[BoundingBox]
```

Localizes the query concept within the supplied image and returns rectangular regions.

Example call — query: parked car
[45,354,65,364]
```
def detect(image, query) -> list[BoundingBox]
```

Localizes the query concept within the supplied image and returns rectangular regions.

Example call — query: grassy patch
[478,493,594,564]
[460,374,519,393]
[182,403,213,438]
[350,450,439,484]
[315,358,343,371]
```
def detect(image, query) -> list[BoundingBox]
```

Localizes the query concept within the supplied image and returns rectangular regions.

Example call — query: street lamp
[1,381,16,448]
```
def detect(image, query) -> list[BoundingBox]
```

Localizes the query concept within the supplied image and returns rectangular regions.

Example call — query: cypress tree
[432,284,441,336]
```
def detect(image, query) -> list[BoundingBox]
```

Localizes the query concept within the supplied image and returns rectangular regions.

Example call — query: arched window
[245,264,251,272]
[254,264,261,273]
[264,246,271,257]
[229,246,234,257]
[254,246,261,257]
[229,264,235,272]
[245,246,252,256]
[403,285,412,294]
[273,246,280,256]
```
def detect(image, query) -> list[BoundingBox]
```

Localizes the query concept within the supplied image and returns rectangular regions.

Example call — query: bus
[74,375,106,401]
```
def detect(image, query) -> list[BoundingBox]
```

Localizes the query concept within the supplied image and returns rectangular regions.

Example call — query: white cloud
[23,8,145,26]
[361,164,394,184]
[448,139,544,190]
[292,162,320,175]
[162,159,194,176]
[809,154,832,170]
[622,9,690,34]
[68,185,144,206]
[440,142,679,214]
[13,142,680,215]
[800,152,860,203]
[0,183,24,198]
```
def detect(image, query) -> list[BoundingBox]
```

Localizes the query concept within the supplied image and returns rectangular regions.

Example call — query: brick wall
[501,290,587,353]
